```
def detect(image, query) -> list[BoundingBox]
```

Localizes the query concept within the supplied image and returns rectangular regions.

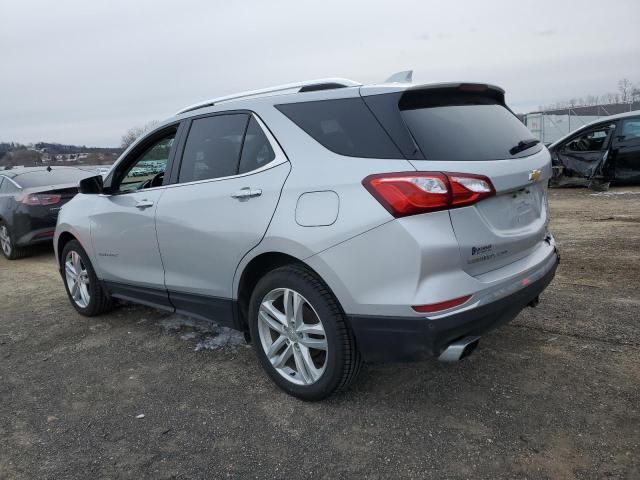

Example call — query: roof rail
[175,78,361,115]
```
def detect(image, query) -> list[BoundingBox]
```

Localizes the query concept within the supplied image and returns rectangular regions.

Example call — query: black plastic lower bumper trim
[348,256,558,363]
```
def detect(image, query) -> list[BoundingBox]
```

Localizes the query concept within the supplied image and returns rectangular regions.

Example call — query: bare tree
[618,78,632,103]
[602,92,619,104]
[120,121,159,149]
[631,84,640,103]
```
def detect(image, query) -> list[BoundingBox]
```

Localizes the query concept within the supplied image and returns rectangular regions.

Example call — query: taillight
[19,194,62,206]
[362,172,495,218]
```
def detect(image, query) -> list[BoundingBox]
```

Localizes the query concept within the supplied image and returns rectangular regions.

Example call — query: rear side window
[399,90,542,161]
[238,117,275,174]
[276,98,401,159]
[179,114,249,183]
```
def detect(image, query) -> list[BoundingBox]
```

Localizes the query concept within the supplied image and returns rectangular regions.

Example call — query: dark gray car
[0,167,93,259]
[549,110,640,189]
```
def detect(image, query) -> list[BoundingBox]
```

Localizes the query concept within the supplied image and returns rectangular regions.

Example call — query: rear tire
[248,265,362,401]
[0,222,30,260]
[61,240,114,316]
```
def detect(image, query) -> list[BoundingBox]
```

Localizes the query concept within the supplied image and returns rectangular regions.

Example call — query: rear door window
[399,90,542,161]
[620,118,640,141]
[276,98,401,159]
[178,114,249,183]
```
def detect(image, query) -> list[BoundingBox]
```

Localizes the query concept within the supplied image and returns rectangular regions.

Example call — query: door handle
[231,187,262,199]
[135,199,154,209]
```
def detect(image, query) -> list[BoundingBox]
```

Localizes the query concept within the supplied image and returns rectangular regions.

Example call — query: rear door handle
[231,187,262,199]
[135,199,154,209]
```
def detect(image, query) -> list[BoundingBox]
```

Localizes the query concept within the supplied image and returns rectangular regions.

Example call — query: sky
[1,0,639,147]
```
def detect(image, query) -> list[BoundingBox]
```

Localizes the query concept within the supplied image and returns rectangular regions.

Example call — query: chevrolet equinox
[55,73,559,400]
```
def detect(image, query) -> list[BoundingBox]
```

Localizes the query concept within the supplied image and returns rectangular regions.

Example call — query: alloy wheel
[64,250,91,308]
[257,288,328,386]
[0,226,11,257]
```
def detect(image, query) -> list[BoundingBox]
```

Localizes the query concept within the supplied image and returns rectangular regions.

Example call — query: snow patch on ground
[158,314,246,351]
[590,191,640,196]
[195,327,245,351]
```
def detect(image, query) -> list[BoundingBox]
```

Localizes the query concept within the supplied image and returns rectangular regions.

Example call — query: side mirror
[78,175,104,194]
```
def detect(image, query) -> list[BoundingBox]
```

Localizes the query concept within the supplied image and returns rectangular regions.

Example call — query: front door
[155,113,290,323]
[556,122,615,179]
[90,127,179,307]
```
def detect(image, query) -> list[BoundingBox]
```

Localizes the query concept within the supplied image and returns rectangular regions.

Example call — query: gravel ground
[0,187,639,479]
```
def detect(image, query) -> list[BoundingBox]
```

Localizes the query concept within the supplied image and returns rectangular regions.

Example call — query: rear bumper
[348,252,559,362]
[16,226,56,247]
[12,206,58,247]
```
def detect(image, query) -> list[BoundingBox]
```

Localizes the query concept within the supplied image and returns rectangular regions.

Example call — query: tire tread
[254,264,363,399]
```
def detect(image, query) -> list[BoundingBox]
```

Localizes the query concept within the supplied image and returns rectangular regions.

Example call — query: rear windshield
[12,169,92,188]
[276,98,402,159]
[399,91,542,161]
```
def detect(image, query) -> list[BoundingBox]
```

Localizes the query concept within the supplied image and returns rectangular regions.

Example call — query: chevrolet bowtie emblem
[528,169,542,182]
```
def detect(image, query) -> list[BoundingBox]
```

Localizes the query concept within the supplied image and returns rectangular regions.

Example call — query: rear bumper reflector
[33,230,55,239]
[412,294,472,313]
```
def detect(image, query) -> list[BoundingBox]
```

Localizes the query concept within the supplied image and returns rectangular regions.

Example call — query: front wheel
[61,240,114,316]
[248,265,362,401]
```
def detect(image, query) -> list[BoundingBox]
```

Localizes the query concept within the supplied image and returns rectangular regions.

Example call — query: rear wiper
[509,138,540,155]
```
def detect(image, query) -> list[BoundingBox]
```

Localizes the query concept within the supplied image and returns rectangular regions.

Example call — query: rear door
[156,112,290,320]
[611,117,640,183]
[364,85,553,276]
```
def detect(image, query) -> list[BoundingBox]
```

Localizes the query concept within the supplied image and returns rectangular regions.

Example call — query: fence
[524,102,640,145]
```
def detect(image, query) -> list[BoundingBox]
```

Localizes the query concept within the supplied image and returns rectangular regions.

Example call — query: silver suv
[55,74,559,400]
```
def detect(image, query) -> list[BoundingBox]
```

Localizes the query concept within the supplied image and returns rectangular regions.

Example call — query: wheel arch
[56,231,78,264]
[235,250,348,335]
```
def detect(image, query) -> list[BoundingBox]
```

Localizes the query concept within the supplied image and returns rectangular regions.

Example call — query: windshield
[400,101,542,161]
[12,169,92,188]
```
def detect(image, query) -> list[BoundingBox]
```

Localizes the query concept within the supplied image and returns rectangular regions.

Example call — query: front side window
[566,124,614,152]
[178,114,249,183]
[116,132,175,193]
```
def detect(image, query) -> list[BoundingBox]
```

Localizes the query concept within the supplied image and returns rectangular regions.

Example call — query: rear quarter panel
[232,101,416,300]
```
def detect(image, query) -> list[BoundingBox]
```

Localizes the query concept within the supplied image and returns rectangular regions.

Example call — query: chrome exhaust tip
[438,336,481,362]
